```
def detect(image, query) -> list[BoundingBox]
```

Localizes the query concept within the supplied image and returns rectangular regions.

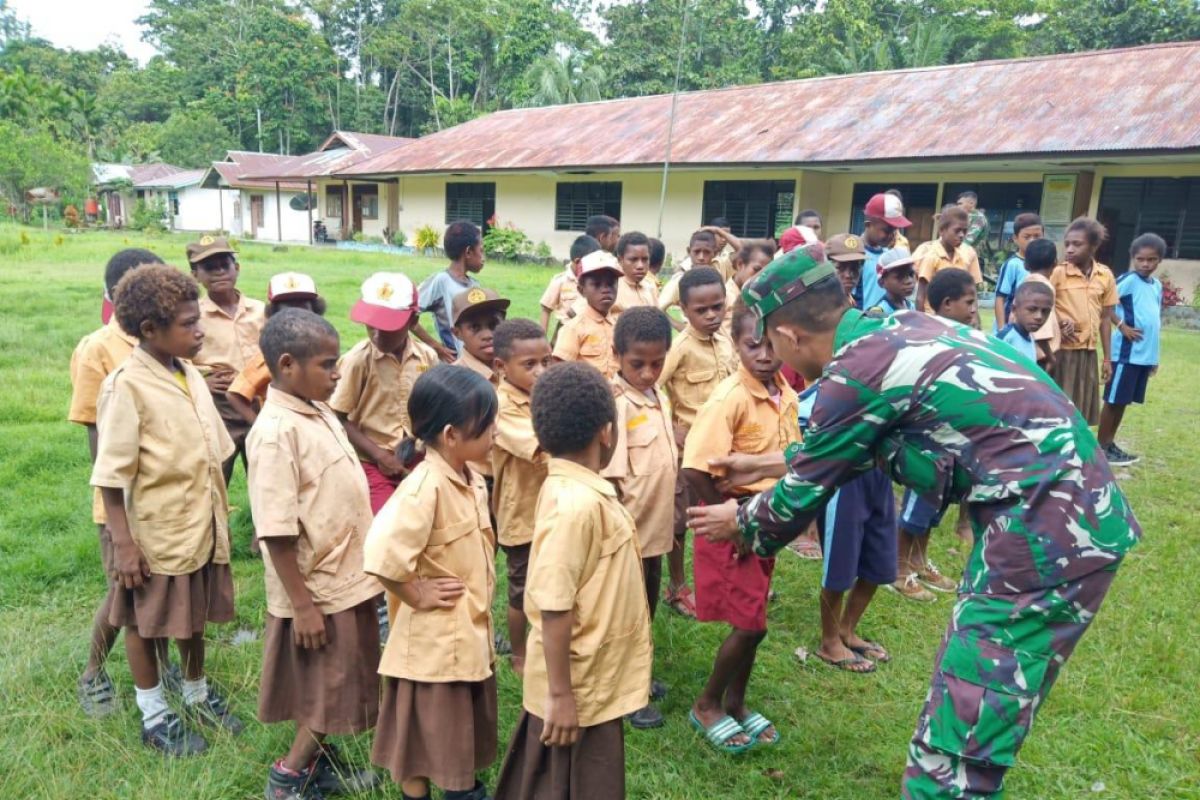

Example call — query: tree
[0,120,91,218]
[521,51,605,107]
[157,109,238,167]
[1030,0,1200,54]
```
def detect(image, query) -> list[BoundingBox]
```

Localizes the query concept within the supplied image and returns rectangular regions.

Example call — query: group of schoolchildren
[68,189,1163,798]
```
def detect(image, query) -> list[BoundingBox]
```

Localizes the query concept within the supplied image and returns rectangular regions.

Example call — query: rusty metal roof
[240,131,413,180]
[341,42,1200,177]
[207,152,309,190]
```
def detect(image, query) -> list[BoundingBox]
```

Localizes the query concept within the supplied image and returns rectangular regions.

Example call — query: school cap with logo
[452,286,511,326]
[350,272,419,332]
[185,234,238,265]
[578,250,622,279]
[825,233,867,263]
[267,272,319,302]
[863,193,912,229]
[876,247,916,275]
[742,243,837,337]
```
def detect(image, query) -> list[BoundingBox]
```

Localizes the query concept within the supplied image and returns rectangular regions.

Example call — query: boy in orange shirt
[915,206,982,313]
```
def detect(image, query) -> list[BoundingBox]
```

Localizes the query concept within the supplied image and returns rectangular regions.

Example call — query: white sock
[135,683,168,728]
[181,676,208,706]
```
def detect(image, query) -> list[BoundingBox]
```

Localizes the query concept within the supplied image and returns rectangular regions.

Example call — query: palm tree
[522,52,606,107]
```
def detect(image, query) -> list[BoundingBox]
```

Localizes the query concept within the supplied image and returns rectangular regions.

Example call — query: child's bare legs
[282,726,326,772]
[818,589,873,672]
[692,628,763,746]
[401,777,429,799]
[125,629,161,690]
[506,606,527,676]
[175,632,205,681]
[83,604,120,680]
[1097,402,1126,447]
[897,528,930,575]
[954,503,972,546]
[839,580,885,657]
[666,534,686,593]
[719,630,775,743]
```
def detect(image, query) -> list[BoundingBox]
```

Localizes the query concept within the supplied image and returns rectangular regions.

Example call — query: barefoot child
[227,272,327,425]
[365,365,499,800]
[997,282,1055,363]
[992,213,1044,330]
[491,320,553,676]
[601,307,677,729]
[915,205,982,313]
[613,231,659,315]
[1098,232,1165,466]
[682,303,797,751]
[92,264,242,756]
[538,235,599,338]
[248,309,382,799]
[1021,238,1063,370]
[494,362,651,800]
[659,267,734,617]
[70,248,179,717]
[330,272,438,514]
[416,221,485,362]
[552,251,621,379]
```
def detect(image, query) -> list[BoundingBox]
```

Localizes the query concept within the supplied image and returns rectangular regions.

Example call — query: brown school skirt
[1050,348,1101,425]
[372,675,498,791]
[258,599,381,735]
[107,561,234,639]
[494,712,625,800]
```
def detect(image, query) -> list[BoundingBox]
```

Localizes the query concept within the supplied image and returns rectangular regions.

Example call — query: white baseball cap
[351,272,419,331]
[876,247,916,275]
[267,272,318,302]
[578,250,622,279]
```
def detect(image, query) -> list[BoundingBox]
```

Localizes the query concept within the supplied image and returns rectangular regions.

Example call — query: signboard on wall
[1041,174,1078,247]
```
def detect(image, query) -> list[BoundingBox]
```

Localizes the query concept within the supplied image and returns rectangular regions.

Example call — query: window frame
[445,182,497,228]
[701,179,796,239]
[554,181,623,232]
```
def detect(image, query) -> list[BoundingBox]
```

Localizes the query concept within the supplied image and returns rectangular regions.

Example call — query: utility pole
[656,2,690,239]
[256,107,264,153]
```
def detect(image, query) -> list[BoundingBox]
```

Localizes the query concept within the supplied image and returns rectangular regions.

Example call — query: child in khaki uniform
[539,236,600,340]
[92,264,242,757]
[552,251,622,379]
[365,365,500,800]
[491,319,554,676]
[452,286,511,483]
[658,267,735,617]
[330,272,438,514]
[69,248,175,717]
[915,206,983,313]
[247,309,383,799]
[601,307,676,731]
[494,362,652,800]
[612,231,659,316]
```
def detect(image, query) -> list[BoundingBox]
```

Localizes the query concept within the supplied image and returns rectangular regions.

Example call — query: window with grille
[554,182,622,231]
[702,180,796,239]
[1097,177,1200,271]
[445,182,496,227]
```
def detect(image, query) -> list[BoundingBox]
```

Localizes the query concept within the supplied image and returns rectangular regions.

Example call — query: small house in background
[91,163,189,228]
[200,151,312,241]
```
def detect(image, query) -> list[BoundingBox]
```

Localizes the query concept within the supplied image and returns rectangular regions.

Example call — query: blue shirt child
[1111,271,1163,366]
[997,322,1038,362]
[994,254,1028,333]
[418,269,479,355]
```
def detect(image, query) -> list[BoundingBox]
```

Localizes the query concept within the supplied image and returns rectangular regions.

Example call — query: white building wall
[172,186,229,233]
[237,188,312,243]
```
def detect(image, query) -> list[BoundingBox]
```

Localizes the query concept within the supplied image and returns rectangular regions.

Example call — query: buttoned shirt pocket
[579,336,607,359]
[624,418,661,476]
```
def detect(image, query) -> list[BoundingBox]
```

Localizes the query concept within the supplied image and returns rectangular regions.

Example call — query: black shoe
[444,781,490,800]
[312,744,381,795]
[266,763,326,800]
[142,711,207,757]
[494,632,512,656]
[188,687,245,735]
[650,678,667,701]
[626,703,665,729]
[78,670,117,718]
[1104,443,1139,466]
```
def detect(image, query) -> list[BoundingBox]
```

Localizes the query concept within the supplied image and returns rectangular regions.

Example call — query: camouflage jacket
[965,209,990,253]
[736,309,1141,593]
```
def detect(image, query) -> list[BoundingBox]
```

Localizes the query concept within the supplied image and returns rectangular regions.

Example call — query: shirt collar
[616,375,659,407]
[683,323,716,342]
[457,350,495,381]
[106,316,138,347]
[499,379,531,405]
[735,362,786,400]
[548,457,617,497]
[130,346,190,393]
[583,304,612,325]
[264,385,321,416]
[424,447,471,488]
[368,337,417,362]
[199,291,247,319]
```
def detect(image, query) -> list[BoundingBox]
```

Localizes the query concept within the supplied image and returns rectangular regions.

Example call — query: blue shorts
[899,488,949,535]
[816,468,898,592]
[1104,362,1152,406]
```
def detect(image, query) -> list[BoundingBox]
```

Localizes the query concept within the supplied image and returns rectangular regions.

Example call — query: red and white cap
[267,272,319,302]
[578,250,622,279]
[778,224,819,254]
[863,193,912,228]
[350,272,419,332]
[101,291,114,324]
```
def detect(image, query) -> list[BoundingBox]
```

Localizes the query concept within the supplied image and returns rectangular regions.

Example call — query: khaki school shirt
[1023,273,1062,353]
[228,351,272,402]
[454,350,498,478]
[683,364,801,496]
[915,240,983,285]
[1051,261,1118,351]
[247,387,381,618]
[492,380,548,546]
[69,318,139,524]
[657,266,689,312]
[614,276,659,317]
[659,325,735,429]
[600,377,678,558]
[328,337,438,463]
[194,292,266,374]
[553,305,618,379]
[719,277,741,337]
[540,268,580,325]
[91,348,235,575]
[365,449,496,683]
[523,459,652,727]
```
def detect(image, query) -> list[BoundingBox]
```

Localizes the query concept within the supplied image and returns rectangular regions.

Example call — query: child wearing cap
[227,272,327,426]
[247,309,382,799]
[552,250,621,379]
[682,303,798,752]
[491,319,554,678]
[92,264,242,757]
[868,248,917,315]
[915,205,983,313]
[539,235,599,340]
[493,362,651,800]
[613,231,660,315]
[452,287,511,483]
[859,193,913,312]
[417,221,484,361]
[186,235,266,484]
[69,248,177,718]
[329,272,439,514]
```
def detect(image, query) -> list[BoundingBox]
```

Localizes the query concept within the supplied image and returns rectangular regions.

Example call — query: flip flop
[816,651,876,674]
[664,585,698,619]
[848,640,890,663]
[787,539,822,560]
[688,710,753,754]
[738,712,780,747]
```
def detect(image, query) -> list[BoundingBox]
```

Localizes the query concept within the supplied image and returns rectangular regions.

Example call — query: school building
[306,41,1200,295]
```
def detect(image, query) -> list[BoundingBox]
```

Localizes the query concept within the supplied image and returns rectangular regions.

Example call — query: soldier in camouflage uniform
[688,245,1141,799]
[958,191,991,275]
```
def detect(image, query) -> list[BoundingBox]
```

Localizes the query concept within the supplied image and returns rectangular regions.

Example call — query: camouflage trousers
[901,564,1119,799]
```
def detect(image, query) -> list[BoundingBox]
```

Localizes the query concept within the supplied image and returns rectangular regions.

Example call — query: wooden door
[250,195,264,237]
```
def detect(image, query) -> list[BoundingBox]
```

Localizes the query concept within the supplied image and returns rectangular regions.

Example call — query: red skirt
[362,462,401,515]
[693,536,774,632]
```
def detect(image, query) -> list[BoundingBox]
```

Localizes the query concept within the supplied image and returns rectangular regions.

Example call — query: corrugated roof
[240,130,413,180]
[209,152,309,190]
[93,162,187,186]
[342,42,1200,177]
[135,168,207,189]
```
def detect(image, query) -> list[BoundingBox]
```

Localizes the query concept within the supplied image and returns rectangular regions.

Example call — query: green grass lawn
[1,226,1198,799]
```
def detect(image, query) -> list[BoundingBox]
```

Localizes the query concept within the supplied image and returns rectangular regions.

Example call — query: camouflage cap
[741,242,837,337]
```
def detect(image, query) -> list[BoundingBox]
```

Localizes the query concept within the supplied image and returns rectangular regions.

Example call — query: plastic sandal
[664,585,698,618]
[689,710,753,754]
[739,712,780,746]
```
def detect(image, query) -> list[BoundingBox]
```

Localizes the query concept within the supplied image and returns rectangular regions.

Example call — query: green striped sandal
[689,710,754,755]
[738,712,780,747]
